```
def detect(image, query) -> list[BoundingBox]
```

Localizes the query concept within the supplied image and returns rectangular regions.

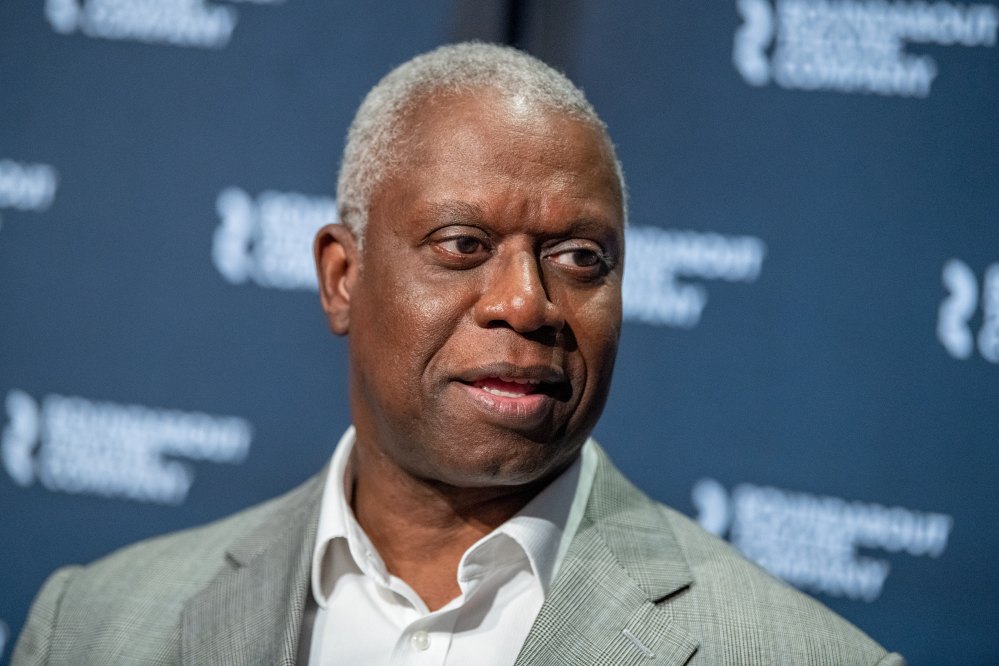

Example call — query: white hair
[336,42,627,242]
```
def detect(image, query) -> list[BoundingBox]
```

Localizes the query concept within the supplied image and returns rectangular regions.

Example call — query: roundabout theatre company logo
[0,159,58,231]
[734,0,999,97]
[1,389,252,505]
[938,258,999,363]
[692,478,953,602]
[45,0,285,50]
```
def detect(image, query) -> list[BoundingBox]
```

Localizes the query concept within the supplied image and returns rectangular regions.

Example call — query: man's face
[342,89,624,489]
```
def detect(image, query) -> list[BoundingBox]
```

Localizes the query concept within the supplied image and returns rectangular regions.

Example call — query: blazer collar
[515,446,699,665]
[180,470,326,666]
[177,446,698,665]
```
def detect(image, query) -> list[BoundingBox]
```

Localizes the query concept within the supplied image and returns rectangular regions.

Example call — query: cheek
[568,290,622,378]
[360,265,474,372]
[563,281,622,337]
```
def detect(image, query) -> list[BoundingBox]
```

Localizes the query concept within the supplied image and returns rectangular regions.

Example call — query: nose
[473,250,564,335]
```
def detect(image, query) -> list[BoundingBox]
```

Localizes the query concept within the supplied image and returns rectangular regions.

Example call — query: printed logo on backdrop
[45,0,285,50]
[734,0,999,97]
[692,478,953,601]
[212,187,334,289]
[938,258,999,362]
[0,159,58,231]
[212,193,767,330]
[623,227,766,328]
[1,390,252,505]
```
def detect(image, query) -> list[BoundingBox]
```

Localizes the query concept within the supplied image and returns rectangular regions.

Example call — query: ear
[314,223,359,335]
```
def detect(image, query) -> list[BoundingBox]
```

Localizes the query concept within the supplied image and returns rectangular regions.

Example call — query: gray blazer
[13,446,905,665]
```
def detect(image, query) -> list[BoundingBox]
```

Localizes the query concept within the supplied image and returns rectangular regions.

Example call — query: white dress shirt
[307,427,597,666]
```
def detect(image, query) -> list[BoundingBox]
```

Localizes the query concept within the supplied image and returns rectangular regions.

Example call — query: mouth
[470,376,542,399]
[455,363,567,398]
[452,364,569,429]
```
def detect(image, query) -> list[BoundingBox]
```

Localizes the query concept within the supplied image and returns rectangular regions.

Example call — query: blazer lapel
[515,448,699,666]
[181,471,325,666]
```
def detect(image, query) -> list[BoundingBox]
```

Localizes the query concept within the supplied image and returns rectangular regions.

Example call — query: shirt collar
[311,426,385,607]
[310,426,597,608]
[469,440,595,593]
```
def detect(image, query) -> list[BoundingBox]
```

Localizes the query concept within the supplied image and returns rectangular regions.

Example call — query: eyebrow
[420,199,622,248]
[559,217,619,238]
[423,200,487,224]
[425,201,617,230]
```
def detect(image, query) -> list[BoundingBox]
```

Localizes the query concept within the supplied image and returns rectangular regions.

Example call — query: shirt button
[411,630,431,651]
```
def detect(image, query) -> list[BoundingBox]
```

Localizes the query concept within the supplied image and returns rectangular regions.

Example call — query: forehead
[404,88,613,172]
[370,88,623,230]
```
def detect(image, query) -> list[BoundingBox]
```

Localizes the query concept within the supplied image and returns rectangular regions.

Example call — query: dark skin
[314,88,624,610]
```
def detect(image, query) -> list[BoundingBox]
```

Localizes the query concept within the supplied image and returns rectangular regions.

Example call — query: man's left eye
[547,245,609,273]
[552,249,601,267]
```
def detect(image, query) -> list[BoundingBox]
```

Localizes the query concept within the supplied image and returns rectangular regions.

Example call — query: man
[14,43,904,665]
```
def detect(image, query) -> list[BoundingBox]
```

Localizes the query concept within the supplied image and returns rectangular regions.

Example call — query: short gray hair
[336,42,626,242]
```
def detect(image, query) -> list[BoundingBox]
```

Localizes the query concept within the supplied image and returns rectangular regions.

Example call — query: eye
[545,241,612,277]
[440,236,486,255]
[428,227,492,267]
[552,248,602,268]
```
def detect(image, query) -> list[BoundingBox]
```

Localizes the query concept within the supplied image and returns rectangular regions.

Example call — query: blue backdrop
[2,1,997,663]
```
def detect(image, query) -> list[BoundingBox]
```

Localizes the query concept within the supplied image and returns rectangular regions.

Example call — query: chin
[425,435,580,489]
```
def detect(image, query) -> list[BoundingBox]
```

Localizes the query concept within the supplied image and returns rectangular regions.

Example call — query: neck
[349,438,555,611]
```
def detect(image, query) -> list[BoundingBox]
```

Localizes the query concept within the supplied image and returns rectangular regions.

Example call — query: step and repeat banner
[1,1,996,663]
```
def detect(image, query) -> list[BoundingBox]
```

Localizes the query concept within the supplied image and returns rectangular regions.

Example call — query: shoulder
[656,501,904,665]
[13,472,324,665]
[69,470,320,600]
[585,448,903,664]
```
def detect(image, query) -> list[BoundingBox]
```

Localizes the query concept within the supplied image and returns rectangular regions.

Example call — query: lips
[472,376,541,398]
[455,362,566,388]
[452,363,569,429]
